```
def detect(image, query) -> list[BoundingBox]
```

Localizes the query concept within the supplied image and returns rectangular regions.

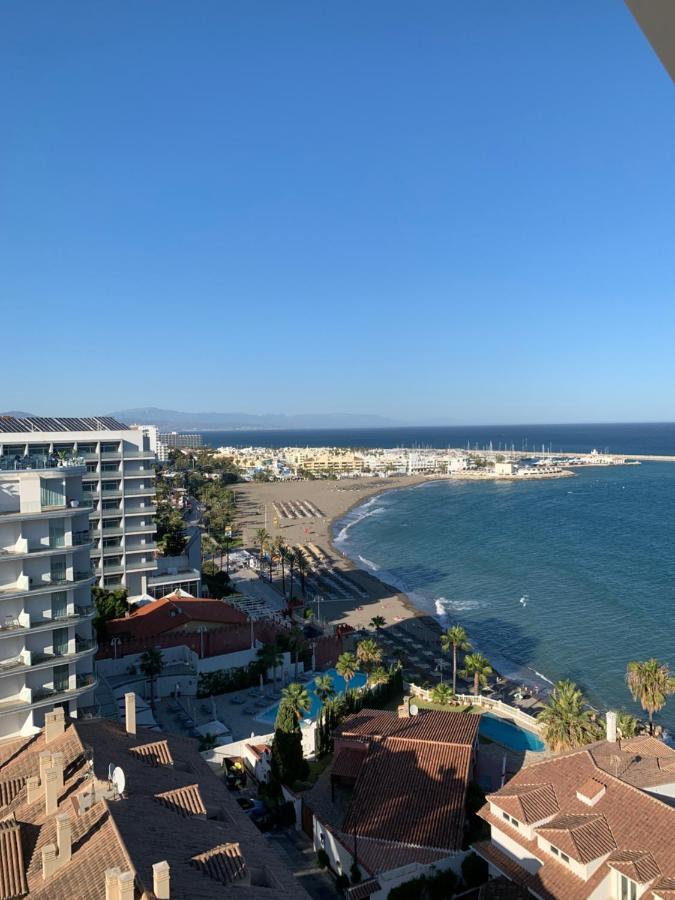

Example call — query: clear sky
[2,1,674,424]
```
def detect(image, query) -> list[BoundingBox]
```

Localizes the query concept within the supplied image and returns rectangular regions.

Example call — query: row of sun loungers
[273,500,324,520]
[296,544,368,600]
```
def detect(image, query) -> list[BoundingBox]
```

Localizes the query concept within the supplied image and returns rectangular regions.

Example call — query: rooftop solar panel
[0,415,129,435]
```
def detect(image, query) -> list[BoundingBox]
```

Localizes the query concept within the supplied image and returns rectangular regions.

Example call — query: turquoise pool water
[479,712,545,752]
[256,668,368,725]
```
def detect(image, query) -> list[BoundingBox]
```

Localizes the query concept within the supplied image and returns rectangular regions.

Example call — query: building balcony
[0,573,96,602]
[124,489,155,499]
[123,451,156,461]
[0,674,97,715]
[0,640,98,678]
[0,456,86,473]
[0,604,95,639]
[125,505,157,516]
[125,559,156,572]
[0,501,93,522]
[124,542,157,555]
[125,524,156,536]
[0,533,92,560]
[123,469,155,479]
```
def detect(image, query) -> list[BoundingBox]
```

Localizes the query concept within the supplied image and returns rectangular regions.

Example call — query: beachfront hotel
[0,455,96,739]
[0,416,200,601]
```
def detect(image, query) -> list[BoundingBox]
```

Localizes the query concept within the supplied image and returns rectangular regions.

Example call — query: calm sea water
[333,463,675,731]
[199,422,675,455]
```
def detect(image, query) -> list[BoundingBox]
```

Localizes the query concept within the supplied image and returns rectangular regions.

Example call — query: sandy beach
[230,475,550,710]
[233,475,441,634]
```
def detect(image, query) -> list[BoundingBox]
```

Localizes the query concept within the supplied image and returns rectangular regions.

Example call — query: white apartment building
[0,416,156,597]
[0,456,96,738]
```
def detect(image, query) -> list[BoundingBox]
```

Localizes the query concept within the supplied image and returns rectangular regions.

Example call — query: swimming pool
[255,668,369,725]
[479,712,545,752]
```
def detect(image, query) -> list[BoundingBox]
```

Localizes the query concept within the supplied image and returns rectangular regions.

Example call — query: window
[51,592,68,620]
[53,664,70,693]
[620,875,637,900]
[49,520,65,548]
[40,478,64,508]
[501,812,519,828]
[549,845,569,865]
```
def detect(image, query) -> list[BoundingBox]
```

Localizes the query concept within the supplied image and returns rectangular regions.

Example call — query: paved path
[266,829,339,900]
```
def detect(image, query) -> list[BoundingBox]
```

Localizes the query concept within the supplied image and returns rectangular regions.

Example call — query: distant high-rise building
[0,455,96,738]
[158,431,203,452]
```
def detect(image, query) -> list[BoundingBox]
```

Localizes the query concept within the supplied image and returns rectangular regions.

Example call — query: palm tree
[460,652,492,696]
[281,682,311,722]
[368,666,389,686]
[257,642,283,684]
[314,673,335,704]
[336,652,360,692]
[273,537,286,591]
[431,682,454,705]
[278,544,289,595]
[356,639,383,673]
[295,553,309,599]
[287,549,298,600]
[616,710,639,739]
[441,624,471,695]
[538,680,600,752]
[140,648,164,711]
[288,627,306,678]
[626,658,675,734]
[369,615,386,632]
[254,527,270,568]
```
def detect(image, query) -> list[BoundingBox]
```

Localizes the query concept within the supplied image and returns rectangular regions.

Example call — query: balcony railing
[0,456,85,472]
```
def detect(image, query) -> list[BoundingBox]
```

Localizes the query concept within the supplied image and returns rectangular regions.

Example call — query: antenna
[111,766,126,797]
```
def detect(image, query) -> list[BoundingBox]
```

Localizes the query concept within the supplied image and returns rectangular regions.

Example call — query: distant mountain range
[110,407,398,431]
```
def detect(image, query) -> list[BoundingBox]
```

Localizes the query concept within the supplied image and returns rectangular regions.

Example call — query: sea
[199,424,675,731]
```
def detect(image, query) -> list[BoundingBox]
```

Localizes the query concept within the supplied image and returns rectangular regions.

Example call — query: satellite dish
[409,704,419,716]
[112,766,126,797]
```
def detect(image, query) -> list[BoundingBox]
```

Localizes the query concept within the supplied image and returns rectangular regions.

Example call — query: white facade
[0,417,198,600]
[0,459,97,738]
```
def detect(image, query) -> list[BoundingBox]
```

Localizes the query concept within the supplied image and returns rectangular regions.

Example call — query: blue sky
[2,1,674,424]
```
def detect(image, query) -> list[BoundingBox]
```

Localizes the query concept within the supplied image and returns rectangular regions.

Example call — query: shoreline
[232,475,552,703]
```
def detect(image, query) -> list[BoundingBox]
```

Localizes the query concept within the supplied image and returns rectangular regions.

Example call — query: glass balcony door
[49,520,65,549]
[51,591,67,620]
[53,664,69,693]
[50,557,66,584]
[52,627,69,657]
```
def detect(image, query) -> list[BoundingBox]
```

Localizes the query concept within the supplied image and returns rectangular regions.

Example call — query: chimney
[118,870,135,900]
[125,692,136,736]
[39,751,53,785]
[397,699,410,718]
[51,751,65,792]
[41,844,58,880]
[27,775,41,804]
[105,868,121,900]
[45,766,58,816]
[153,861,170,899]
[56,813,71,866]
[606,710,617,743]
[45,706,65,744]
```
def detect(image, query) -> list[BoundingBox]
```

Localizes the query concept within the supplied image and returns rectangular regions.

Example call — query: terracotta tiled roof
[128,739,174,767]
[477,741,675,900]
[588,737,675,789]
[107,595,248,639]
[0,718,310,899]
[0,817,27,899]
[651,876,675,896]
[245,744,269,761]
[607,850,661,883]
[154,784,206,817]
[331,748,366,781]
[335,708,480,746]
[190,843,247,884]
[491,781,559,824]
[345,878,382,899]
[0,777,25,808]
[536,814,616,864]
[343,736,473,850]
[576,778,605,803]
